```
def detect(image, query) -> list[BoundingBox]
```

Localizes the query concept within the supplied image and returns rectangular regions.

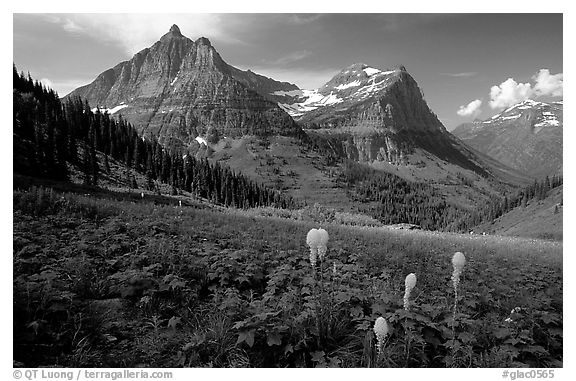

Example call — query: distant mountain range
[65,25,543,188]
[452,99,563,179]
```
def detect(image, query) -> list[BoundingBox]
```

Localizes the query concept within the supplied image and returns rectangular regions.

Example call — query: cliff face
[65,25,302,151]
[342,133,410,164]
[452,99,563,179]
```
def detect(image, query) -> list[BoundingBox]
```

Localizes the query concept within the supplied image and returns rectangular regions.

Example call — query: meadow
[13,186,562,367]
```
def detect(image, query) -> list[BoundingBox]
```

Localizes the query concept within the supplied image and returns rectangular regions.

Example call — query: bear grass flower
[451,252,466,292]
[403,273,417,310]
[317,228,329,261]
[306,228,329,266]
[373,316,390,356]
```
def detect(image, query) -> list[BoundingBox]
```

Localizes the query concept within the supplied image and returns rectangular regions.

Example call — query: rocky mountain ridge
[452,99,563,179]
[65,25,302,151]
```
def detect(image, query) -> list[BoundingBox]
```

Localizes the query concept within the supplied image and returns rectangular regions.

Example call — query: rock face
[65,25,302,150]
[283,63,489,173]
[452,99,563,179]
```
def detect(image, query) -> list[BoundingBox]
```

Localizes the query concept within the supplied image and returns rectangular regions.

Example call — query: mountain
[278,63,529,185]
[452,99,563,179]
[65,25,302,151]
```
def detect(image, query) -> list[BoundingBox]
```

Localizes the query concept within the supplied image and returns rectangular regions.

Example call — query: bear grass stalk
[306,227,330,348]
[402,273,417,365]
[373,316,390,365]
[450,251,466,365]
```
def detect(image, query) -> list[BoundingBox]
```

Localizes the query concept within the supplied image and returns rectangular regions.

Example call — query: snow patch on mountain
[91,104,129,114]
[278,89,343,116]
[272,89,303,97]
[363,67,381,76]
[501,114,521,120]
[335,80,361,90]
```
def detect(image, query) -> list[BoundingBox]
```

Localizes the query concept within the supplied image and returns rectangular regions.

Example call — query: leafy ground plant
[13,186,562,367]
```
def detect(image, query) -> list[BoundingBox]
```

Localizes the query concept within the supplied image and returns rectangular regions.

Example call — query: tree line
[455,175,563,231]
[13,66,297,210]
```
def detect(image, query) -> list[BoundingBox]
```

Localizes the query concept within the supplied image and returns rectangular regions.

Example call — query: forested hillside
[13,66,296,210]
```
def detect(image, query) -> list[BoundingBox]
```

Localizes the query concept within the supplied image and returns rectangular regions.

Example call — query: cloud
[489,78,533,109]
[375,14,455,31]
[488,69,562,109]
[44,14,239,55]
[241,66,340,90]
[264,50,312,66]
[38,77,93,96]
[457,99,483,118]
[61,19,84,33]
[533,69,563,97]
[288,14,323,25]
[441,72,478,78]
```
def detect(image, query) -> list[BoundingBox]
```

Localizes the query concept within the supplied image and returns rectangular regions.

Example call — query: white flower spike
[451,252,466,291]
[403,273,417,310]
[306,228,329,265]
[373,316,389,356]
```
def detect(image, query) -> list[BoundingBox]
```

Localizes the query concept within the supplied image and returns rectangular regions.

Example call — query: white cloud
[488,69,562,109]
[46,14,238,55]
[533,69,563,97]
[441,72,478,78]
[288,14,323,25]
[61,19,84,33]
[264,51,312,66]
[489,78,533,109]
[240,66,340,90]
[457,99,483,118]
[38,78,92,96]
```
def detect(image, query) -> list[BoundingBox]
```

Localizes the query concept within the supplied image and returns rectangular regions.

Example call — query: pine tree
[82,144,92,186]
[104,153,111,173]
[90,126,99,186]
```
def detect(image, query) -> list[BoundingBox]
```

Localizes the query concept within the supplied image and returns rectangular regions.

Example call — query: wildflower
[504,317,513,323]
[306,228,320,267]
[403,273,417,310]
[306,228,329,265]
[317,228,329,261]
[373,316,389,356]
[332,262,337,275]
[451,252,466,292]
[309,247,318,267]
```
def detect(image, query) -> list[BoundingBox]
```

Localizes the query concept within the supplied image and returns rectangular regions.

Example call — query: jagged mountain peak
[65,27,302,151]
[160,24,187,42]
[195,36,212,47]
[169,24,182,35]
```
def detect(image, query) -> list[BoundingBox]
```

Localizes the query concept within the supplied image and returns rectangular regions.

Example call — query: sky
[13,13,562,130]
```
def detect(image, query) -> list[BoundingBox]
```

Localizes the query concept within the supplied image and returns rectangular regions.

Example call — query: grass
[13,185,562,367]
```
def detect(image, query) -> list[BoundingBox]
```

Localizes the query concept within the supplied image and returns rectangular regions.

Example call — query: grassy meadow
[13,185,562,367]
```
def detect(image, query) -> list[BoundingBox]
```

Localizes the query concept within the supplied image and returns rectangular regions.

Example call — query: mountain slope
[65,25,302,151]
[473,185,562,240]
[452,99,563,179]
